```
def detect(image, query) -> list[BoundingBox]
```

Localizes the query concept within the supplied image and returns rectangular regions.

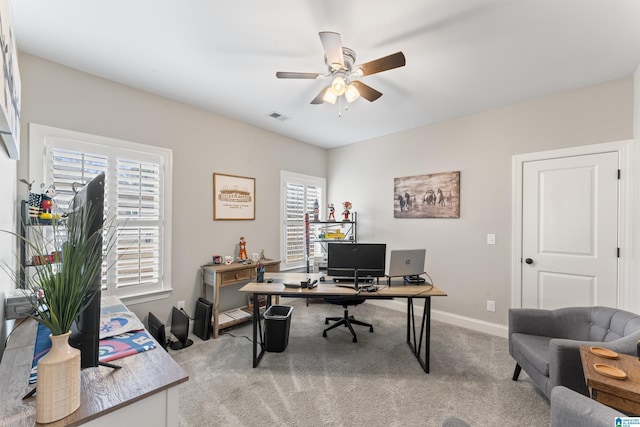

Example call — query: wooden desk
[239,272,447,373]
[201,260,280,338]
[580,344,640,415]
[0,319,188,427]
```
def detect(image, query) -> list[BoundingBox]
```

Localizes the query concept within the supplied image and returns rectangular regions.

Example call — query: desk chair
[322,298,373,343]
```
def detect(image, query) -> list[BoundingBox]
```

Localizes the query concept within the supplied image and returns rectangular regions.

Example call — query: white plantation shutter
[31,124,172,300]
[50,146,111,288]
[50,148,109,210]
[115,159,161,291]
[281,171,325,270]
[285,182,305,266]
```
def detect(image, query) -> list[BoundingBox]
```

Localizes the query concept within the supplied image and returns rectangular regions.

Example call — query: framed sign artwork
[394,170,460,218]
[213,173,255,220]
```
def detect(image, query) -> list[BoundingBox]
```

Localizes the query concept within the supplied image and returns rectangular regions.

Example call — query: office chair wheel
[325,320,329,325]
[352,337,357,343]
[369,327,374,332]
[323,331,327,337]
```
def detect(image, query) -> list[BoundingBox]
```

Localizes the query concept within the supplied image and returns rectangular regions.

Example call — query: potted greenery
[5,199,105,423]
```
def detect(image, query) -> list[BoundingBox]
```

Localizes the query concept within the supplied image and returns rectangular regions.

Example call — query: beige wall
[16,53,328,324]
[328,77,634,327]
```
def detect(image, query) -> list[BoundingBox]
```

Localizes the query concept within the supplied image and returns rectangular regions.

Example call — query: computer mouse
[319,276,325,282]
[267,278,273,283]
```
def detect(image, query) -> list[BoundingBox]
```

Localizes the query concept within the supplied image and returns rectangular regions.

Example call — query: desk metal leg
[252,292,266,368]
[406,297,431,373]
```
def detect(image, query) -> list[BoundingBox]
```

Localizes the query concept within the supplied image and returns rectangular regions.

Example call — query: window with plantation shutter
[29,124,173,302]
[114,158,161,292]
[281,171,325,270]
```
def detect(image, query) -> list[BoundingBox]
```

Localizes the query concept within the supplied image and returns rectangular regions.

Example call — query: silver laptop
[387,249,426,277]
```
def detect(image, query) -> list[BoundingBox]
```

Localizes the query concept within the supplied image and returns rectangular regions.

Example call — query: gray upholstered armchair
[509,306,640,398]
[550,386,624,427]
[442,386,625,427]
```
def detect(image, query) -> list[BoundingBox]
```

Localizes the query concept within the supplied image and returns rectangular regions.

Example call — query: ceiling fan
[276,31,406,105]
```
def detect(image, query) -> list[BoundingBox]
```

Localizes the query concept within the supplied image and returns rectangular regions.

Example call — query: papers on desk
[218,313,234,324]
[218,308,252,325]
[100,295,144,339]
[227,308,251,320]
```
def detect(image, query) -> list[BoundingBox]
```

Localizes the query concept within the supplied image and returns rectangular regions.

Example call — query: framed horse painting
[394,171,460,218]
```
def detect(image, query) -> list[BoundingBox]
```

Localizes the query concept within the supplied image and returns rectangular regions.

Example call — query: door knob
[525,258,533,264]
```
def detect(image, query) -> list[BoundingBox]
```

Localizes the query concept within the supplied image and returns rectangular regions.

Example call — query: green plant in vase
[24,203,104,335]
[2,198,107,423]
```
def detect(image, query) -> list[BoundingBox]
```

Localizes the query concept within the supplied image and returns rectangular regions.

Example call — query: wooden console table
[0,319,188,427]
[201,260,280,338]
[580,344,640,415]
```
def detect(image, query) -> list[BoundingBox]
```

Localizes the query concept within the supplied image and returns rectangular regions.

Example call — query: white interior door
[521,152,619,309]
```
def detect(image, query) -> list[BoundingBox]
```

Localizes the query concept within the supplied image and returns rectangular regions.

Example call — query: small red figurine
[239,236,248,261]
[328,203,335,221]
[342,201,352,221]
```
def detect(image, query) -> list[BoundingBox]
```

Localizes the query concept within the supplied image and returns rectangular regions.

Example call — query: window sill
[106,288,173,306]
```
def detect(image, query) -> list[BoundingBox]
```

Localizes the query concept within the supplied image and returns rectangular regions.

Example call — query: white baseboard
[367,299,508,338]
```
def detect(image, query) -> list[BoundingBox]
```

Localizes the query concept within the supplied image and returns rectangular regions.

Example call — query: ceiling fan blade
[352,81,382,102]
[276,71,321,79]
[310,87,330,104]
[357,52,406,76]
[319,31,344,70]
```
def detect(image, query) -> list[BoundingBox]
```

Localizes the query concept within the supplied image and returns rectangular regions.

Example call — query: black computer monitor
[327,243,386,282]
[169,307,193,350]
[68,173,104,369]
[148,312,168,351]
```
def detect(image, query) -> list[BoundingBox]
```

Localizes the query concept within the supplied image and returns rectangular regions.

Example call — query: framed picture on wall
[0,0,21,159]
[213,173,255,220]
[394,170,460,218]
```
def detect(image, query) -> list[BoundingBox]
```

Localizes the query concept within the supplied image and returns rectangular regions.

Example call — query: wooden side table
[201,260,280,338]
[580,344,640,415]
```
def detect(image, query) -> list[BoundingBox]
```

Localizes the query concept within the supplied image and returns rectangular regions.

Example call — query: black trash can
[264,305,293,352]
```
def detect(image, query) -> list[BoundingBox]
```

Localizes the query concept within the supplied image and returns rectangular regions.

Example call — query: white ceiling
[10,0,640,149]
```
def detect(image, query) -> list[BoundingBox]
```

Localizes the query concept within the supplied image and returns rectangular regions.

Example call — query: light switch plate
[487,234,496,245]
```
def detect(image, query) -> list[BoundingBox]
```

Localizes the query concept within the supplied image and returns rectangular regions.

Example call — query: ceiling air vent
[268,112,288,121]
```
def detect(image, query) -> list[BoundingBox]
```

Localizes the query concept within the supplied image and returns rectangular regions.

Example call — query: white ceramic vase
[35,331,81,424]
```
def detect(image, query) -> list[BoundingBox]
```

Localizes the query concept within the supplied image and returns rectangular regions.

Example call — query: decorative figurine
[313,199,319,221]
[39,185,57,220]
[239,236,248,261]
[256,261,265,283]
[342,201,352,221]
[328,203,335,221]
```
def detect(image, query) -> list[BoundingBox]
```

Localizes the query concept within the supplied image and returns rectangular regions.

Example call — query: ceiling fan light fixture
[345,84,360,103]
[352,67,363,77]
[331,76,346,96]
[323,89,337,104]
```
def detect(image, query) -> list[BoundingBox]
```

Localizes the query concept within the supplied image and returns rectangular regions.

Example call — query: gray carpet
[171,299,549,427]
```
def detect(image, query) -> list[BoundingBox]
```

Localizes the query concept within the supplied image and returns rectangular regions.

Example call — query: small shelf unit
[306,212,357,273]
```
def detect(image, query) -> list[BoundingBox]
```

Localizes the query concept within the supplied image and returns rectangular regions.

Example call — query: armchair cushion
[550,386,624,427]
[509,306,640,398]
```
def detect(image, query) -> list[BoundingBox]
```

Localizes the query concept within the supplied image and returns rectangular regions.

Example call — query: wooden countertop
[0,319,188,427]
[201,259,280,272]
[580,344,640,415]
[239,272,447,298]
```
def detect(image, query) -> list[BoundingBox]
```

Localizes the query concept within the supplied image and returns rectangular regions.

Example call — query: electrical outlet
[487,233,496,245]
[177,300,185,311]
[486,300,495,312]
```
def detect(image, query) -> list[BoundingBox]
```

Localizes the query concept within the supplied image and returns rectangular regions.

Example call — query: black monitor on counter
[67,173,105,369]
[169,307,193,350]
[327,243,386,283]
